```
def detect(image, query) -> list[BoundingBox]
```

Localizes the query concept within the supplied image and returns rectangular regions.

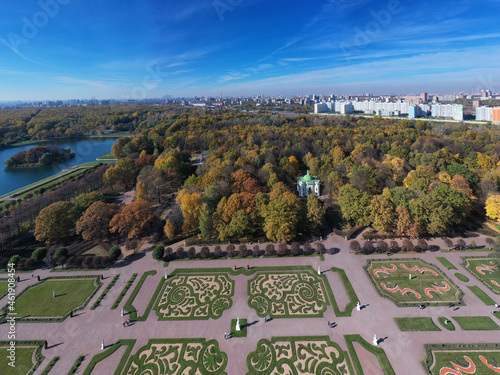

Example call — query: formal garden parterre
[423,343,500,374]
[154,270,234,320]
[0,340,46,375]
[365,259,464,306]
[123,338,227,375]
[462,257,500,294]
[247,336,354,375]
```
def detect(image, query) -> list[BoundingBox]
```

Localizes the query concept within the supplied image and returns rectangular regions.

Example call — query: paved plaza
[0,233,499,374]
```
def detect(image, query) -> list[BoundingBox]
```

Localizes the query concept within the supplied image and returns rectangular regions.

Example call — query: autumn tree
[369,195,394,233]
[72,192,104,217]
[395,205,412,237]
[486,195,500,223]
[76,201,119,241]
[176,190,202,233]
[199,203,213,239]
[349,240,361,253]
[34,201,76,243]
[109,200,152,239]
[104,158,136,188]
[164,219,175,239]
[306,194,326,236]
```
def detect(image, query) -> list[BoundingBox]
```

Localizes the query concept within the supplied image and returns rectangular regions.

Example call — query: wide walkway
[0,233,498,375]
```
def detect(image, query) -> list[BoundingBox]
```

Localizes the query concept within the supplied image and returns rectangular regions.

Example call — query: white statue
[101,340,105,350]
[165,271,168,279]
[356,301,361,311]
[317,266,321,275]
[121,308,124,317]
[236,317,241,331]
[373,335,378,346]
[409,274,412,280]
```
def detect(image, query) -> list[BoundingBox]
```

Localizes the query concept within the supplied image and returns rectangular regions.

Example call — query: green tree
[262,198,300,242]
[54,246,69,259]
[8,255,21,267]
[152,245,165,261]
[199,203,213,239]
[338,184,372,226]
[227,210,252,238]
[109,245,122,262]
[31,247,47,263]
[104,158,136,188]
[349,165,377,193]
[306,194,325,236]
[34,201,76,243]
[72,192,104,217]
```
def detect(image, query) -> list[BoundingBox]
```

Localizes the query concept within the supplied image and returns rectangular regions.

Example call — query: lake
[0,137,120,196]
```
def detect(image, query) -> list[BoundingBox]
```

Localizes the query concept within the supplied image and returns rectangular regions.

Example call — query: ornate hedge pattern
[247,337,352,375]
[156,273,234,320]
[124,339,227,375]
[248,271,329,318]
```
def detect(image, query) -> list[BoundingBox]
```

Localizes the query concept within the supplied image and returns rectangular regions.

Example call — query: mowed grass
[14,279,98,317]
[367,260,460,304]
[431,350,500,374]
[436,257,457,270]
[394,317,441,331]
[453,316,500,330]
[463,258,500,293]
[0,346,37,375]
[467,285,497,305]
[0,281,8,297]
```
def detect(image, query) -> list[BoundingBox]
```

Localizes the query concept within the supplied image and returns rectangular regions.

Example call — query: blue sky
[1,0,500,100]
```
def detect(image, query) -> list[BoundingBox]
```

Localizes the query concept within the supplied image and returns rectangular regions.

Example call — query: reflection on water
[0,137,120,196]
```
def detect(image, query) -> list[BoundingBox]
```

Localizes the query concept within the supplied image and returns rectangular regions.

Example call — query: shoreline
[0,133,131,150]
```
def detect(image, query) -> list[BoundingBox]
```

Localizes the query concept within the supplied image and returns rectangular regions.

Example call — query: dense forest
[2,106,500,252]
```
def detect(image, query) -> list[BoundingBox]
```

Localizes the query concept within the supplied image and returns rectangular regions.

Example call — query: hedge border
[0,275,102,323]
[91,274,120,310]
[331,267,359,317]
[82,339,136,375]
[344,334,395,375]
[68,355,85,375]
[363,258,465,307]
[467,285,496,305]
[0,340,46,375]
[247,335,354,375]
[422,343,500,374]
[461,256,500,295]
[111,273,137,310]
[40,356,60,375]
[122,338,227,375]
[123,270,158,321]
[154,271,234,321]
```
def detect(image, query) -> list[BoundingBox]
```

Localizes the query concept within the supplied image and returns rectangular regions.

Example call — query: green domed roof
[303,174,313,182]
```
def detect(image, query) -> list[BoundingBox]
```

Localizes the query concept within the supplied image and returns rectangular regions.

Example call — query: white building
[431,104,463,121]
[297,171,320,197]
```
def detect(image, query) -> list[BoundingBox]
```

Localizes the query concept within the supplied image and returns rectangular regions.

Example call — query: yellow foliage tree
[437,171,452,184]
[177,190,202,232]
[135,181,147,201]
[164,219,175,239]
[486,195,500,223]
[477,152,492,170]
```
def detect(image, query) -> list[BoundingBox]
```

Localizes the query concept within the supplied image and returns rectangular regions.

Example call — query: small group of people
[123,319,131,327]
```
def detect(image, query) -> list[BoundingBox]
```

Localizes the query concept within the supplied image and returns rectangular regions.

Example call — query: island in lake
[4,146,76,168]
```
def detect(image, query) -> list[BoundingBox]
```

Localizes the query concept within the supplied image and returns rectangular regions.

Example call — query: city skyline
[1,0,500,101]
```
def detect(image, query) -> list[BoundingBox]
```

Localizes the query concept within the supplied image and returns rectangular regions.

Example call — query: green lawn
[394,317,441,331]
[15,169,87,198]
[438,317,456,331]
[454,273,469,282]
[366,259,462,306]
[467,285,497,305]
[436,257,457,270]
[97,153,115,159]
[463,258,500,294]
[453,316,500,330]
[0,346,38,375]
[424,344,500,375]
[13,278,99,317]
[0,281,8,297]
